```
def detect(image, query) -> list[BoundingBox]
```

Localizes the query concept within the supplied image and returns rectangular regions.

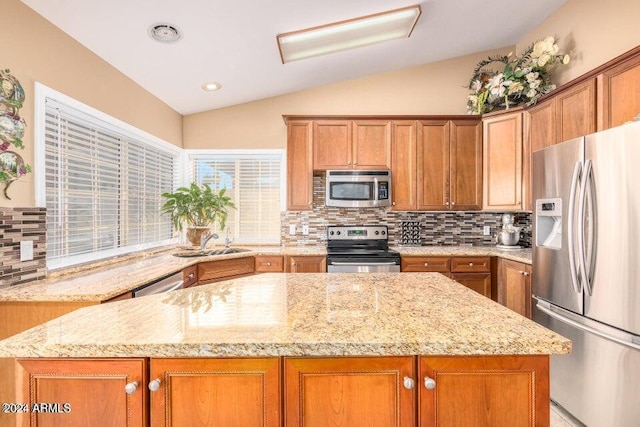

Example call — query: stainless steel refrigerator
[532,120,640,427]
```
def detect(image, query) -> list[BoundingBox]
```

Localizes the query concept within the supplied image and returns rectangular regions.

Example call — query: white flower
[544,36,555,45]
[526,72,540,82]
[550,44,560,55]
[468,95,478,106]
[488,73,507,97]
[532,41,546,58]
[471,79,483,93]
[526,89,538,98]
[538,53,551,67]
[508,81,524,94]
[562,54,571,64]
[529,80,540,90]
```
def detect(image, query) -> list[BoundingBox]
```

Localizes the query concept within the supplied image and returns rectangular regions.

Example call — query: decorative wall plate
[0,150,28,199]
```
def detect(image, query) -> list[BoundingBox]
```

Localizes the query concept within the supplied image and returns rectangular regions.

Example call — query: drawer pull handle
[424,377,436,390]
[148,378,162,392]
[424,263,428,267]
[266,262,272,266]
[124,381,138,395]
[469,262,474,267]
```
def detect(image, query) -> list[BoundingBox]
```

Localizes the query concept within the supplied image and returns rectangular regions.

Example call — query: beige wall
[1,0,183,208]
[517,0,640,85]
[183,47,513,150]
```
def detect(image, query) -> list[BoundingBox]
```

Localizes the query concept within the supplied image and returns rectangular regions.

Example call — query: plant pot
[186,227,211,246]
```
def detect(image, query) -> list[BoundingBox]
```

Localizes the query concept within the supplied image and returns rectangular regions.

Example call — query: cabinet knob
[148,378,162,392]
[424,376,436,390]
[518,270,524,274]
[392,202,396,206]
[266,262,272,266]
[347,161,352,165]
[523,272,530,277]
[403,376,415,390]
[445,201,449,206]
[424,263,429,267]
[469,262,474,267]
[451,202,455,206]
[188,273,194,279]
[124,381,138,395]
[292,262,297,266]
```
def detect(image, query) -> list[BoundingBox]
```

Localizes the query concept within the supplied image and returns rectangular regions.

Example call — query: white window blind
[189,151,284,243]
[43,97,181,269]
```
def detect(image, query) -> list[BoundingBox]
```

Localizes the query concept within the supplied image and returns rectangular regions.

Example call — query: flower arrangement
[467,37,570,114]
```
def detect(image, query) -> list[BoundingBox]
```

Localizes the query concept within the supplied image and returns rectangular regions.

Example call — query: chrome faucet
[200,232,219,250]
[224,228,234,248]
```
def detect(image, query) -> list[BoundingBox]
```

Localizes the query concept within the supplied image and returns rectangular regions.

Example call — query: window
[188,150,284,243]
[35,84,182,270]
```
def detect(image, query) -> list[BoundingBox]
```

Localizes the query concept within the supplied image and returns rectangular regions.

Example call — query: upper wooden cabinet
[392,118,482,211]
[313,120,391,170]
[482,110,523,211]
[287,120,313,210]
[599,51,640,129]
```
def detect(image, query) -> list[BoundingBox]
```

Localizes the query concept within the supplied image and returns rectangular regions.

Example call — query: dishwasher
[132,271,184,297]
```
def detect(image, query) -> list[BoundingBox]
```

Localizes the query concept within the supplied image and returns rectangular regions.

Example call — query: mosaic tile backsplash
[281,175,532,247]
[0,208,47,288]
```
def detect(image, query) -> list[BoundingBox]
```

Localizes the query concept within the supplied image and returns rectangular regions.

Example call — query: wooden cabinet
[182,265,198,288]
[391,120,418,210]
[555,79,596,142]
[149,358,280,427]
[255,255,284,272]
[419,355,549,427]
[599,52,640,129]
[482,110,523,210]
[352,120,392,169]
[313,120,352,169]
[16,358,147,427]
[401,256,451,273]
[197,257,255,284]
[287,120,314,210]
[401,256,491,298]
[393,118,482,211]
[498,259,532,318]
[285,255,326,272]
[284,356,415,427]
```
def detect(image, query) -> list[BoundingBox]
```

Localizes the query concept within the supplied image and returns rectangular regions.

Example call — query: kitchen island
[0,272,569,427]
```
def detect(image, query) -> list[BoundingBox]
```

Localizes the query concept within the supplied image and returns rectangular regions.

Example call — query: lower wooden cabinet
[450,272,492,298]
[498,259,532,318]
[255,255,284,272]
[197,257,255,284]
[16,358,148,427]
[284,255,327,272]
[149,358,280,427]
[419,355,549,427]
[284,356,416,427]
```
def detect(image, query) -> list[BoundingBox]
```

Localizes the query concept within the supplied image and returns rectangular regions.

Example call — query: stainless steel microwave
[325,170,391,208]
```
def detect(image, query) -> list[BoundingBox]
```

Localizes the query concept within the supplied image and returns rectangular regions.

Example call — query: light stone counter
[0,273,569,358]
[393,246,532,264]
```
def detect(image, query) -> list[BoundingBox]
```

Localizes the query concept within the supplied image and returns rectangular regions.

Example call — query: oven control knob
[329,231,334,235]
[375,231,379,235]
[336,231,341,235]
[381,230,386,235]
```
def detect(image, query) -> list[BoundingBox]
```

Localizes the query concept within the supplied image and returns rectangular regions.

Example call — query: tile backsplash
[281,175,532,247]
[0,208,47,288]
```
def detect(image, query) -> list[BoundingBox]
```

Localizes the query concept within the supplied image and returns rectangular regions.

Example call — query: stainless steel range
[326,225,400,273]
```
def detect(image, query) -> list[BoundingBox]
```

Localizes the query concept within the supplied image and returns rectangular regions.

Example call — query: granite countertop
[0,245,531,303]
[0,272,568,358]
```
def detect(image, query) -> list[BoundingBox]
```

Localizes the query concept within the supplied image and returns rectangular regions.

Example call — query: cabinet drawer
[401,256,450,272]
[198,257,255,283]
[450,257,491,273]
[183,265,198,288]
[255,256,284,272]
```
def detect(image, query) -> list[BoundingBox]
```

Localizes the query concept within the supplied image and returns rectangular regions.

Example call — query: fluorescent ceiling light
[277,5,422,64]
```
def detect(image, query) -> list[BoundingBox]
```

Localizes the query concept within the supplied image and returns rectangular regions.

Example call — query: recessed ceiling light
[201,82,222,91]
[148,23,182,43]
[277,5,422,63]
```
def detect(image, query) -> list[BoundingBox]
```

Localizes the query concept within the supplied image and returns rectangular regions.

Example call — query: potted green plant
[161,183,235,246]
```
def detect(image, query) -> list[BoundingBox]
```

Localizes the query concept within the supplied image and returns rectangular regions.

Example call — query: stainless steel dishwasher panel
[133,271,184,297]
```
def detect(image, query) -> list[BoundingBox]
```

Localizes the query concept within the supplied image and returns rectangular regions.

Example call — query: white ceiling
[22,0,567,115]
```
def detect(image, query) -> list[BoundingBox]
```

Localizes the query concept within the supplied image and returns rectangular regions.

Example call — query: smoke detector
[148,23,182,43]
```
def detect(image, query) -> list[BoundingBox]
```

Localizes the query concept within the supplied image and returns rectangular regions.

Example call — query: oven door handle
[329,261,398,266]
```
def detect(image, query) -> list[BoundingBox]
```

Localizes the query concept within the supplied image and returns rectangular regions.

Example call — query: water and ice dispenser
[536,198,562,249]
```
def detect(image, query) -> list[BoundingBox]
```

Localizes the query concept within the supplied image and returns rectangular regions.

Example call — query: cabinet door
[285,356,416,427]
[352,120,391,169]
[555,78,596,142]
[450,120,482,210]
[16,358,147,427]
[287,121,313,210]
[285,255,327,272]
[182,265,198,288]
[599,53,640,129]
[482,112,523,210]
[451,273,491,298]
[197,257,255,284]
[391,120,418,210]
[498,259,532,318]
[401,256,451,272]
[313,121,352,170]
[150,358,280,427]
[419,355,549,427]
[417,120,450,210]
[527,98,557,152]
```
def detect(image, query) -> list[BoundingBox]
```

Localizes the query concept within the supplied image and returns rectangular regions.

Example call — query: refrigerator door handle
[535,300,640,351]
[567,161,582,294]
[578,160,594,296]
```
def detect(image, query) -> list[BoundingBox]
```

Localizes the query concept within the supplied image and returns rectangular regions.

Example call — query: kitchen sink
[172,248,251,258]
